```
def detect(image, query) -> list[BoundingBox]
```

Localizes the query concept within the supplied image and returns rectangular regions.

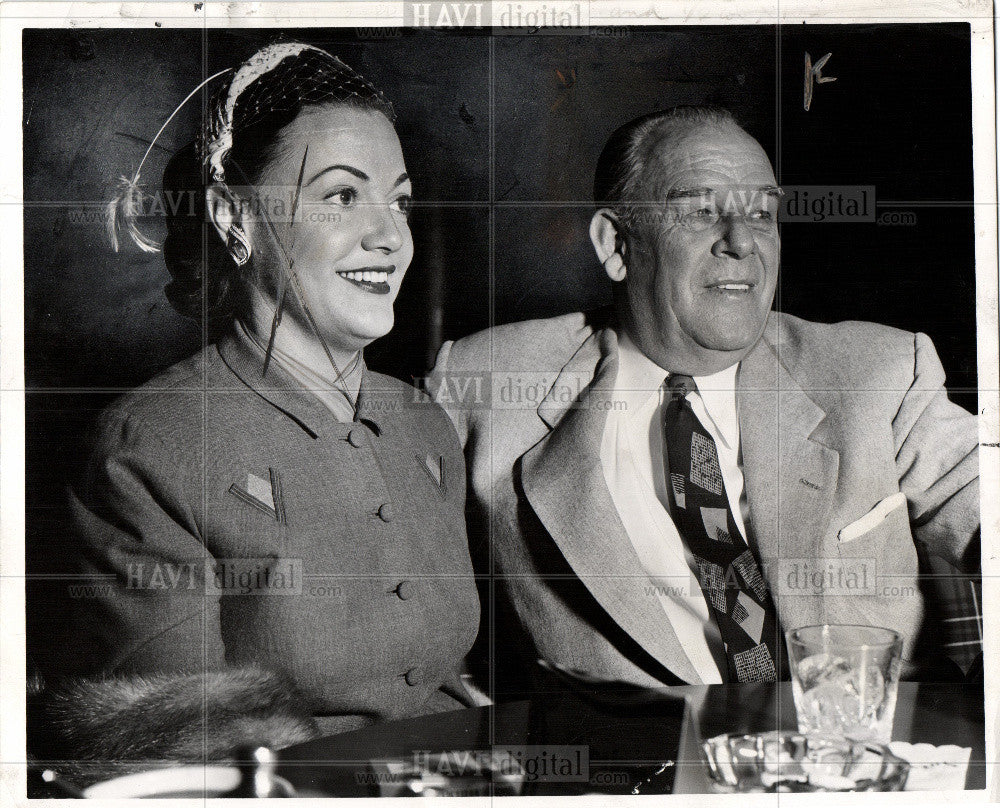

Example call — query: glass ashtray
[702,731,910,792]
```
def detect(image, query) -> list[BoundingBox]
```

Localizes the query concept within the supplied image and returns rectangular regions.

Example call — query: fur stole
[28,666,319,787]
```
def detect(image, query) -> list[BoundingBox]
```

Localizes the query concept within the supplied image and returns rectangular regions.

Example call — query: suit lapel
[521,327,700,685]
[738,326,840,628]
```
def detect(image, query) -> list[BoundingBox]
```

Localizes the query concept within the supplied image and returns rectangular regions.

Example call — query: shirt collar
[236,320,363,424]
[691,362,740,451]
[616,330,740,449]
[217,322,380,437]
[615,331,668,418]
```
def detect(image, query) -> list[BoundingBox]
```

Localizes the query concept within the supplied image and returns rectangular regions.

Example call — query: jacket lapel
[738,326,840,628]
[217,325,331,439]
[521,327,700,685]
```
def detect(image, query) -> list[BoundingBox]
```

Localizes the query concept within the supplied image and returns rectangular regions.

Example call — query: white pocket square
[838,492,907,543]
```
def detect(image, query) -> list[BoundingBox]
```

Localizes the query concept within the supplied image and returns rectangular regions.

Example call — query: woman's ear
[589,209,627,282]
[205,184,246,246]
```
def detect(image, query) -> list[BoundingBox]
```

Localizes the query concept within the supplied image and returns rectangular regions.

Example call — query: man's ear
[205,184,246,246]
[589,208,627,282]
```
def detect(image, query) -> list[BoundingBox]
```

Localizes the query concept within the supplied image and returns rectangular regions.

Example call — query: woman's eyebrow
[392,173,409,189]
[306,164,369,185]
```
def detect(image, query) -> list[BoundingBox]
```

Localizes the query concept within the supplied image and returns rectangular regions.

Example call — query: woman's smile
[336,265,396,295]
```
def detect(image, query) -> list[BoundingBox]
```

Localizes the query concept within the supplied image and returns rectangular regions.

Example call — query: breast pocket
[414,451,449,499]
[220,468,288,553]
[835,495,915,596]
[837,492,907,545]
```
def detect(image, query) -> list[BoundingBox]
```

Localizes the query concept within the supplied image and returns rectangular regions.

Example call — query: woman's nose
[711,215,757,260]
[361,204,405,254]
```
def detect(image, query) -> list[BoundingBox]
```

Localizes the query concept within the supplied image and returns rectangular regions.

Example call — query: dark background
[24,25,977,671]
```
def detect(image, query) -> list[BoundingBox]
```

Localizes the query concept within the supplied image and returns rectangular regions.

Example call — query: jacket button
[395,581,414,600]
[377,503,394,522]
[347,429,365,448]
[404,667,423,686]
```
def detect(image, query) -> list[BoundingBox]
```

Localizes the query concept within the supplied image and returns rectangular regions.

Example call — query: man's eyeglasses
[657,187,785,233]
[669,206,779,233]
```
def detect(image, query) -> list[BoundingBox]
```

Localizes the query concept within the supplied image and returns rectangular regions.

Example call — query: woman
[63,43,480,741]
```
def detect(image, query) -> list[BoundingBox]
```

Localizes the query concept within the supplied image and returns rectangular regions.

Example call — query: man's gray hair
[593,106,740,228]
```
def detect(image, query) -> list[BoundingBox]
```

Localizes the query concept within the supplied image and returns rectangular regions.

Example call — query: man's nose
[711,215,756,259]
[361,204,405,253]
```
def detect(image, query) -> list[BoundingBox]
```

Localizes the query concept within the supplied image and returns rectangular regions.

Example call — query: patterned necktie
[662,374,786,683]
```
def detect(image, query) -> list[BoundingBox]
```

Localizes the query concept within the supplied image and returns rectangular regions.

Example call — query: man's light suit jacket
[430,309,980,686]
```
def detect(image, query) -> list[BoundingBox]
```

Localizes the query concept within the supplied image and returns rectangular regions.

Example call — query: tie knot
[667,374,696,401]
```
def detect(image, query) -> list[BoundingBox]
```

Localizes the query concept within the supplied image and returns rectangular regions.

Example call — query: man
[429,107,980,688]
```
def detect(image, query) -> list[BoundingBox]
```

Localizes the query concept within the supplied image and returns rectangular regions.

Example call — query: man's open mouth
[336,266,395,295]
[707,281,755,292]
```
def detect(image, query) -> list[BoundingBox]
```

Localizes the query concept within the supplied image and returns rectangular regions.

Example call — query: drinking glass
[786,624,902,743]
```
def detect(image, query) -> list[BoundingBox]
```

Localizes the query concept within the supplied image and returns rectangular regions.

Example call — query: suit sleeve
[66,411,225,676]
[893,332,980,572]
[427,339,471,447]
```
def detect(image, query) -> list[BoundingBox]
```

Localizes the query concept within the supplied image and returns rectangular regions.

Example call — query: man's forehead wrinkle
[645,156,770,198]
[642,138,775,200]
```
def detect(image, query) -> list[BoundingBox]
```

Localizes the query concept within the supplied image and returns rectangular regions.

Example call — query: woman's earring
[227,226,251,267]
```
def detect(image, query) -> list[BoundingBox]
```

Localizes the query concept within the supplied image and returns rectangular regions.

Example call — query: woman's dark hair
[162,48,395,323]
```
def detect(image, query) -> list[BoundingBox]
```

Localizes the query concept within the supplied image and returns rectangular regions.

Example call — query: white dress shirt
[599,331,749,684]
